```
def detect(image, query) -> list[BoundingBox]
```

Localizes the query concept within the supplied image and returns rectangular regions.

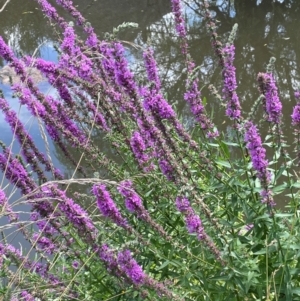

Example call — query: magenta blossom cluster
[130,131,153,171]
[222,44,241,120]
[98,245,145,285]
[92,183,129,228]
[291,91,300,125]
[171,0,188,55]
[143,47,161,91]
[184,78,217,137]
[244,122,275,206]
[257,72,282,124]
[97,244,177,299]
[117,180,143,213]
[41,184,97,240]
[175,196,205,239]
[117,249,146,285]
[175,196,223,263]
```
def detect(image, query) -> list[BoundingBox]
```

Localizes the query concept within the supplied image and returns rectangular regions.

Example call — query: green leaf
[157,260,170,270]
[221,141,239,147]
[272,183,288,194]
[145,189,153,197]
[292,182,300,188]
[275,213,293,218]
[215,160,231,168]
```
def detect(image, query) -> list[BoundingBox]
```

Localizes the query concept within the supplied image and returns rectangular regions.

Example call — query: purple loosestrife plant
[291,91,300,165]
[92,183,129,229]
[140,87,176,120]
[171,0,188,54]
[97,244,179,299]
[257,72,282,124]
[244,121,275,206]
[143,47,161,92]
[0,97,62,181]
[184,78,218,137]
[222,44,242,120]
[118,180,171,240]
[129,131,153,171]
[42,184,97,241]
[0,188,18,223]
[0,150,37,195]
[20,291,35,301]
[117,249,146,285]
[175,196,223,263]
[1,242,62,286]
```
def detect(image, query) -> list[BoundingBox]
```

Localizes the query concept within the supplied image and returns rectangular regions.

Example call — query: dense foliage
[0,0,300,300]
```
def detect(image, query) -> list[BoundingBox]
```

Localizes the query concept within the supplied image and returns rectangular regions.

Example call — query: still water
[0,0,299,191]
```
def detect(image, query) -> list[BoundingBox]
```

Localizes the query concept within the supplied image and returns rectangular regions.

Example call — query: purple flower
[141,88,175,120]
[61,26,76,54]
[292,92,300,125]
[55,0,85,26]
[98,244,119,273]
[159,159,175,182]
[42,185,97,238]
[33,233,56,254]
[112,42,138,95]
[175,196,191,213]
[92,184,128,228]
[186,215,205,239]
[20,291,35,301]
[130,131,149,164]
[244,122,270,180]
[117,180,143,213]
[176,196,205,240]
[171,0,187,38]
[222,45,241,120]
[0,151,36,195]
[72,260,79,269]
[257,72,282,123]
[143,47,161,91]
[86,32,98,48]
[0,188,7,205]
[117,249,145,285]
[244,122,274,206]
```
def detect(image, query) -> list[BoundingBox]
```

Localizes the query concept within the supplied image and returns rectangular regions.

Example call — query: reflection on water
[0,0,299,192]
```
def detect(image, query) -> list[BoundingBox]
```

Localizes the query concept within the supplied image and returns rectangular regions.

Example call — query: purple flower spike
[175,196,191,213]
[171,0,187,38]
[130,131,149,168]
[20,291,35,301]
[171,0,188,54]
[186,215,205,239]
[292,91,300,126]
[61,26,76,54]
[159,159,175,182]
[92,184,128,228]
[117,249,145,285]
[141,88,175,120]
[143,47,161,91]
[0,189,7,206]
[257,72,282,124]
[222,45,241,120]
[175,196,205,239]
[244,122,275,206]
[295,91,300,100]
[72,260,79,269]
[117,180,143,213]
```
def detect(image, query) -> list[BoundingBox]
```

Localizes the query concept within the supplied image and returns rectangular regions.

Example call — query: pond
[0,0,299,199]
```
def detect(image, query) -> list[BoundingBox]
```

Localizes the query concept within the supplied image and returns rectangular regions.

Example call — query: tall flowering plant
[0,0,299,300]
